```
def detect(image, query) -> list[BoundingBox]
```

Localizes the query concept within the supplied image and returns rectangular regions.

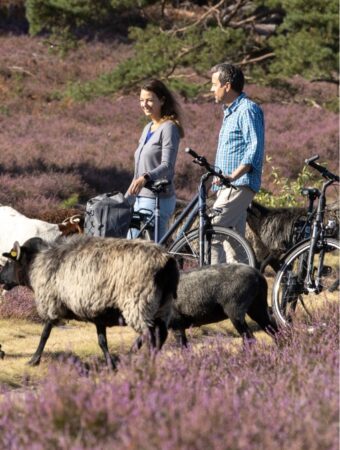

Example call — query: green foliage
[256,156,320,207]
[25,0,338,98]
[26,0,109,36]
[66,24,247,100]
[61,193,79,208]
[110,0,157,6]
[267,0,338,79]
[166,79,202,99]
[25,0,157,36]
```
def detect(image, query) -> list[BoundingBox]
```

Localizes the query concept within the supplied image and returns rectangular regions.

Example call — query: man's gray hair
[211,63,244,93]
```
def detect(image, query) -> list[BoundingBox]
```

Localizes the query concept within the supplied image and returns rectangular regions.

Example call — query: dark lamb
[169,263,278,346]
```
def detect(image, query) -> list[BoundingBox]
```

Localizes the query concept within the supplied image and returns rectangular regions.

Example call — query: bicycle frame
[305,178,334,292]
[132,171,223,267]
[130,147,242,267]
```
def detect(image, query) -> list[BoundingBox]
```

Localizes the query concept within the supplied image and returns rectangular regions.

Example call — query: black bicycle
[272,155,339,327]
[128,148,256,270]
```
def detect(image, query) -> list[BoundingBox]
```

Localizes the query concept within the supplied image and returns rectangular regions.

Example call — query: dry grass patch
[0,316,273,389]
[0,319,139,388]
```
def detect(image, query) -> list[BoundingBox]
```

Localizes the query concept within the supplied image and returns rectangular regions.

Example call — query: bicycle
[272,155,339,327]
[128,148,256,270]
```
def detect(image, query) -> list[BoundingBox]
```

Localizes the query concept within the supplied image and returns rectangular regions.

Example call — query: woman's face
[140,89,163,121]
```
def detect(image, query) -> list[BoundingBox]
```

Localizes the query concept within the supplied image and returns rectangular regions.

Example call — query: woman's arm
[128,122,180,195]
[147,122,180,181]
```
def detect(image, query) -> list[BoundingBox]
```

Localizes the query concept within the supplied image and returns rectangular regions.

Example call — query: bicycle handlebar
[185,147,233,188]
[305,155,339,182]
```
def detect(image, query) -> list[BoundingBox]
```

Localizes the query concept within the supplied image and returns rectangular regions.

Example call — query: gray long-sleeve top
[133,120,180,198]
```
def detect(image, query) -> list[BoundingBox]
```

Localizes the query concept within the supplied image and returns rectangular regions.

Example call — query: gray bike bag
[84,192,132,238]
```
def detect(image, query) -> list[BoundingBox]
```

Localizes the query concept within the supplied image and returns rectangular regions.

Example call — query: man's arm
[240,106,264,169]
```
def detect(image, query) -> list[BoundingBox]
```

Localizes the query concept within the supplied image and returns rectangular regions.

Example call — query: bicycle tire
[272,238,340,327]
[167,225,256,271]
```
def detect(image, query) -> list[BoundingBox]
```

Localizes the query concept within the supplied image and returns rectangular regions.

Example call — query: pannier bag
[84,192,132,238]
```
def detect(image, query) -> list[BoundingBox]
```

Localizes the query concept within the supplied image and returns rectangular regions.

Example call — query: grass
[0,316,272,389]
[0,319,138,387]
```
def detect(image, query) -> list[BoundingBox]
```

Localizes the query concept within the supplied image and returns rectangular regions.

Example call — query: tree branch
[237,52,275,66]
[171,0,226,35]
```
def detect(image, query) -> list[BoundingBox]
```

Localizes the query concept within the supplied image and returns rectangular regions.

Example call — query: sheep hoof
[0,345,5,359]
[107,355,119,371]
[27,356,41,366]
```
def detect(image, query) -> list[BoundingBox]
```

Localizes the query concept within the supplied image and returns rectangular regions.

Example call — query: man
[210,63,265,263]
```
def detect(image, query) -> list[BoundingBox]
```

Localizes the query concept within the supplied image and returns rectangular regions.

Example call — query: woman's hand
[127,176,147,195]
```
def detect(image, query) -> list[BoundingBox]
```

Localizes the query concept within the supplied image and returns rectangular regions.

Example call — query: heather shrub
[0,287,40,323]
[0,35,338,214]
[0,304,338,449]
[0,172,88,217]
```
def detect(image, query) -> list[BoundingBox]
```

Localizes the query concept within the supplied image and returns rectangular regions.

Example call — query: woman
[127,79,184,240]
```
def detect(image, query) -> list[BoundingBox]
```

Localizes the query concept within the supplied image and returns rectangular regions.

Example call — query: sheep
[132,263,278,350]
[246,200,339,273]
[0,235,179,368]
[0,206,83,267]
[245,201,307,272]
[169,263,278,347]
[170,197,339,273]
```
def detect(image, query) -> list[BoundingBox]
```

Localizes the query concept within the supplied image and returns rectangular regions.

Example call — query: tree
[23,0,338,99]
[267,0,338,80]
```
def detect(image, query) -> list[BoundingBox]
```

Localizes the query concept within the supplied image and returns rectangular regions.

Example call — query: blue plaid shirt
[213,92,265,193]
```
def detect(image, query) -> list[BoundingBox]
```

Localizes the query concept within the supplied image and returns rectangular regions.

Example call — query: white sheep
[0,206,82,266]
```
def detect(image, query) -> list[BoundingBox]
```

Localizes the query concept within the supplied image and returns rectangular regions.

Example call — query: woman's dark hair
[141,79,184,137]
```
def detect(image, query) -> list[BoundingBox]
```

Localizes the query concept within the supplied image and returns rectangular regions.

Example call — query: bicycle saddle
[146,179,170,193]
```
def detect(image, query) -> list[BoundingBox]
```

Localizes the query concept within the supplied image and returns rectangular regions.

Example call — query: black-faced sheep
[0,235,179,368]
[169,263,278,346]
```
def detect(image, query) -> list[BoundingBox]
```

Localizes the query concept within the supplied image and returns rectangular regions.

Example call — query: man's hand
[212,174,233,186]
[212,164,252,187]
[127,176,147,195]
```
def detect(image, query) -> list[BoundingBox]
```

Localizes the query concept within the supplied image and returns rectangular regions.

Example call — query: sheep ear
[9,241,21,260]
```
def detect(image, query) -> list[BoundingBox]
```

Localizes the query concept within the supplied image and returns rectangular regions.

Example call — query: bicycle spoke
[272,239,340,327]
[168,226,256,271]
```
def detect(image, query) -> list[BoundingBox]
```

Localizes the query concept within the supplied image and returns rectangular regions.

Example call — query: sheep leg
[229,318,256,346]
[172,329,188,347]
[27,320,54,366]
[148,319,168,351]
[95,322,116,370]
[247,303,278,336]
[130,335,144,352]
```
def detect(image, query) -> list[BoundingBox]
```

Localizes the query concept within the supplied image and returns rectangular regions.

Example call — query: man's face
[210,72,229,104]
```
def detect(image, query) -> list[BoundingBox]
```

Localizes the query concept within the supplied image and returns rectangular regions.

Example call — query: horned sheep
[0,205,83,267]
[0,235,179,368]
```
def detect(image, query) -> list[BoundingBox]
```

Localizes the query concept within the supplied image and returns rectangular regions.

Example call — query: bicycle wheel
[167,225,256,271]
[272,238,340,327]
